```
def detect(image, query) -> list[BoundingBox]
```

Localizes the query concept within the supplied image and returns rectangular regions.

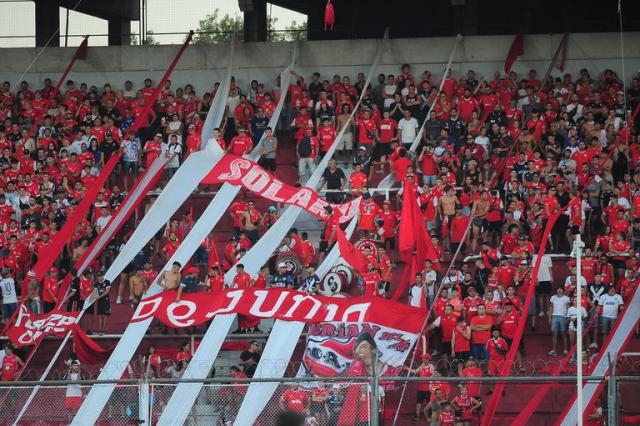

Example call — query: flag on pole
[504,34,524,74]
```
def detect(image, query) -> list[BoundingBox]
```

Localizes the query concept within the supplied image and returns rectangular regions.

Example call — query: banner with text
[6,305,78,347]
[132,289,426,332]
[201,154,360,223]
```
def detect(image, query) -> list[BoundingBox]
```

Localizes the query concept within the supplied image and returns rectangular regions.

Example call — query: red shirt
[1,354,19,381]
[209,275,224,292]
[359,201,380,232]
[438,314,458,342]
[228,134,253,156]
[461,366,483,397]
[357,119,377,144]
[495,265,516,287]
[42,276,58,303]
[229,201,249,228]
[453,323,471,352]
[362,271,381,297]
[317,127,337,152]
[487,337,508,361]
[463,296,484,322]
[417,363,434,391]
[470,315,494,344]
[499,311,519,339]
[232,271,252,289]
[378,118,397,143]
[281,389,308,412]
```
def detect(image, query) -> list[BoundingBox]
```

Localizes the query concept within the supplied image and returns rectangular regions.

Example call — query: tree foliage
[131,30,159,46]
[194,9,307,44]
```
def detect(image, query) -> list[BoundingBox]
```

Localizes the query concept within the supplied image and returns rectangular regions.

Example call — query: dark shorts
[487,220,502,233]
[439,341,452,355]
[97,297,111,316]
[43,301,56,313]
[472,218,487,230]
[260,158,276,172]
[535,280,552,295]
[84,301,94,314]
[612,259,627,269]
[416,390,431,403]
[454,351,471,362]
[124,161,139,174]
[570,225,581,235]
[504,337,523,354]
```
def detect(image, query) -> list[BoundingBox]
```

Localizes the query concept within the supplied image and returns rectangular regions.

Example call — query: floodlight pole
[574,234,585,426]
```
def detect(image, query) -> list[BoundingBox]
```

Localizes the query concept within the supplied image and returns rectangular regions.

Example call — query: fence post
[607,352,617,426]
[139,378,150,425]
[370,352,380,426]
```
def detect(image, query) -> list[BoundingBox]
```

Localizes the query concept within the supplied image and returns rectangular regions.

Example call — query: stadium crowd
[0,61,638,425]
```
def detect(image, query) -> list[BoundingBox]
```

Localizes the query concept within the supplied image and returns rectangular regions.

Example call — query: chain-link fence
[0,375,638,425]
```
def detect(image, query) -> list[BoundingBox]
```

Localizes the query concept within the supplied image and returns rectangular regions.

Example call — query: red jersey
[357,119,377,144]
[378,118,397,143]
[359,201,380,232]
[463,296,484,322]
[362,271,381,297]
[232,271,252,289]
[499,311,519,339]
[437,314,458,342]
[470,315,494,344]
[462,366,483,397]
[281,389,308,412]
[42,276,58,303]
[209,275,224,292]
[486,337,508,361]
[228,134,253,156]
[1,354,19,381]
[317,126,337,152]
[453,323,471,352]
[229,201,249,229]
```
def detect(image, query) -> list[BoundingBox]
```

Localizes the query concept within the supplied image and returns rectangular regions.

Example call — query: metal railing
[0,375,637,425]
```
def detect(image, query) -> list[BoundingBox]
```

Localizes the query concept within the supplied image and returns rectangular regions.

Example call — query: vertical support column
[139,379,150,425]
[243,0,267,42]
[35,1,60,47]
[108,18,131,46]
[607,352,618,426]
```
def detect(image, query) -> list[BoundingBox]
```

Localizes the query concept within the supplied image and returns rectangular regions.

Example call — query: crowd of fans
[0,59,639,425]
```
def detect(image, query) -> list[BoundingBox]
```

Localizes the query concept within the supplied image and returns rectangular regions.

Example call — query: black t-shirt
[240,350,261,377]
[322,167,346,190]
[94,279,111,296]
[308,82,323,102]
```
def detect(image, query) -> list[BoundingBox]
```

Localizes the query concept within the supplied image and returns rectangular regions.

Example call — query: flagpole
[574,231,585,426]
[540,33,568,92]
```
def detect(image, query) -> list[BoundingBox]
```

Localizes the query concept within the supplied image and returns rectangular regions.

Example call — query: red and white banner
[132,288,427,332]
[201,154,360,223]
[298,321,418,379]
[6,305,78,347]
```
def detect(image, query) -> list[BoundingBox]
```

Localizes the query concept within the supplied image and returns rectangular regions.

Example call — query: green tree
[131,30,159,46]
[194,9,307,44]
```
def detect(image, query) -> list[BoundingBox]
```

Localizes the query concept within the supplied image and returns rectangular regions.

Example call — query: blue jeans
[471,343,489,361]
[423,175,437,186]
[3,302,17,320]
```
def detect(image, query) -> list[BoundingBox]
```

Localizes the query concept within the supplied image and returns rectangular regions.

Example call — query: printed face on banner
[298,322,417,379]
[6,305,78,346]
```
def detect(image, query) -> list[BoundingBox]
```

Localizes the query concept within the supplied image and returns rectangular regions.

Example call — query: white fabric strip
[378,37,461,188]
[77,156,170,273]
[155,43,299,426]
[158,31,388,426]
[72,36,243,424]
[558,286,640,426]
[231,215,359,426]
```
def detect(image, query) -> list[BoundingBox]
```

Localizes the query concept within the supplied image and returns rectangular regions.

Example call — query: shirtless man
[439,186,460,222]
[157,261,181,334]
[159,261,182,291]
[470,191,490,252]
[336,104,354,164]
[241,200,261,244]
[128,268,148,308]
[72,238,90,263]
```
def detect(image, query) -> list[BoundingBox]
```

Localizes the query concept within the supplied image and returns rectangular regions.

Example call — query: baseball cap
[188,266,199,274]
[268,206,276,212]
[358,146,367,151]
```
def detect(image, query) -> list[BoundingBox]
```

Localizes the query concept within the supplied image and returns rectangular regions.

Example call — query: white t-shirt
[0,277,17,304]
[598,293,624,318]
[566,306,588,331]
[409,285,424,308]
[564,275,587,288]
[397,117,419,144]
[474,136,490,151]
[532,254,553,281]
[549,294,570,316]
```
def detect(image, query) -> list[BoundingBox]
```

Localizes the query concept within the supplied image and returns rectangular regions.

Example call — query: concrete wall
[1,32,639,94]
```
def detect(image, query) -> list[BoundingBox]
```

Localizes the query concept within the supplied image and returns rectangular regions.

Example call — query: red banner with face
[201,154,360,223]
[131,288,427,333]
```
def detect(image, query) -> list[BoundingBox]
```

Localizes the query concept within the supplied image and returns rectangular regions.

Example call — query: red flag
[413,194,438,265]
[73,37,89,60]
[398,185,416,258]
[557,34,568,71]
[208,237,220,269]
[324,0,335,30]
[336,226,369,276]
[504,34,524,74]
